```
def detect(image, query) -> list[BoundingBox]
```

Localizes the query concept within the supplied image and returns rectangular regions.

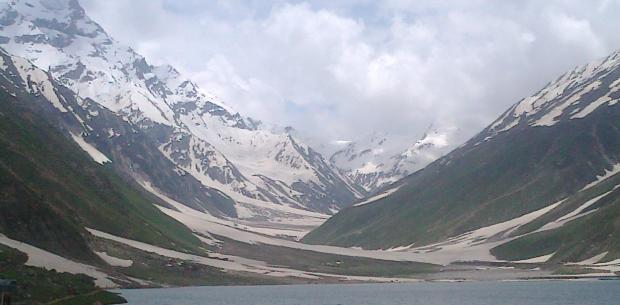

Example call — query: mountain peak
[0,0,362,217]
[305,49,620,260]
[152,64,182,86]
[329,126,457,192]
[483,51,620,142]
[3,0,103,38]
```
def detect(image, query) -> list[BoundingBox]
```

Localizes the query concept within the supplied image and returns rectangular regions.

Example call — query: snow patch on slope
[581,163,620,191]
[88,228,419,282]
[514,252,555,264]
[9,54,67,112]
[538,184,620,232]
[0,233,116,288]
[408,200,564,264]
[353,186,401,207]
[95,251,133,267]
[70,132,111,164]
[140,181,324,240]
[570,252,608,265]
[486,51,620,137]
[88,228,320,279]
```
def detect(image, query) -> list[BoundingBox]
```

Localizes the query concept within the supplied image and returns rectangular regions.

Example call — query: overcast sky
[80,0,620,144]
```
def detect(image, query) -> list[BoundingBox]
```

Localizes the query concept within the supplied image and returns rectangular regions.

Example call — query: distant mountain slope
[0,50,444,290]
[328,127,456,192]
[491,169,620,262]
[0,0,360,217]
[304,51,620,262]
[0,49,203,262]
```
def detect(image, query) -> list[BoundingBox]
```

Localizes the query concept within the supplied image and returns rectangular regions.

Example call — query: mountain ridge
[328,126,457,192]
[0,48,206,261]
[0,0,362,218]
[303,49,620,264]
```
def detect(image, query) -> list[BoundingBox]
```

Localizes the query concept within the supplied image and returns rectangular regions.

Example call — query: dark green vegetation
[304,56,620,264]
[491,171,620,262]
[0,89,203,260]
[0,244,126,305]
[305,107,620,251]
[218,236,439,277]
[551,266,603,276]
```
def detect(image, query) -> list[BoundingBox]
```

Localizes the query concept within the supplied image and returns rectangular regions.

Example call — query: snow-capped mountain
[0,0,361,218]
[483,51,620,141]
[305,49,620,263]
[328,126,456,192]
[0,46,212,259]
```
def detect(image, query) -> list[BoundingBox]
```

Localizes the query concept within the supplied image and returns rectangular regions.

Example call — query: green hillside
[0,89,203,261]
[304,107,620,250]
[491,171,620,262]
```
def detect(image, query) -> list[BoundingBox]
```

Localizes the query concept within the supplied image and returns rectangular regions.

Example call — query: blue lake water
[118,280,620,305]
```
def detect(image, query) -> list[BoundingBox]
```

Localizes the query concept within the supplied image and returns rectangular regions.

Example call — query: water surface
[118,280,620,305]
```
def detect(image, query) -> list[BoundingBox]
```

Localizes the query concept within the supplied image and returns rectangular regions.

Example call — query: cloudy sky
[80,0,620,144]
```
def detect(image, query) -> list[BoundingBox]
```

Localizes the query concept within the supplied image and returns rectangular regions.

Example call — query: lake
[118,280,620,305]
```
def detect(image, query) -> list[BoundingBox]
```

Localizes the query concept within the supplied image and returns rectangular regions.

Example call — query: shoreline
[112,275,620,292]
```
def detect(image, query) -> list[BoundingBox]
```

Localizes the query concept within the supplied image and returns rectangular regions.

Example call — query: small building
[0,279,16,305]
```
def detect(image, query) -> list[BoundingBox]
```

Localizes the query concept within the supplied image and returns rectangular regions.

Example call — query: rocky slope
[0,0,361,219]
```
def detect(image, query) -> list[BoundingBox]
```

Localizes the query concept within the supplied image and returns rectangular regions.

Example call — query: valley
[0,0,619,304]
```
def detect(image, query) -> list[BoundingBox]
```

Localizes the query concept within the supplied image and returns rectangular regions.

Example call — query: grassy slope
[304,106,620,250]
[0,244,126,305]
[0,91,203,260]
[218,236,439,277]
[92,238,292,286]
[491,173,620,262]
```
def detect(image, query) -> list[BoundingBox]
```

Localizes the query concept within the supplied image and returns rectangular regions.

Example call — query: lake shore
[114,280,620,305]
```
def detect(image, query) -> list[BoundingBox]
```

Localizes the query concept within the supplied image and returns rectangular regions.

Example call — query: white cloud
[549,12,605,55]
[80,0,620,144]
